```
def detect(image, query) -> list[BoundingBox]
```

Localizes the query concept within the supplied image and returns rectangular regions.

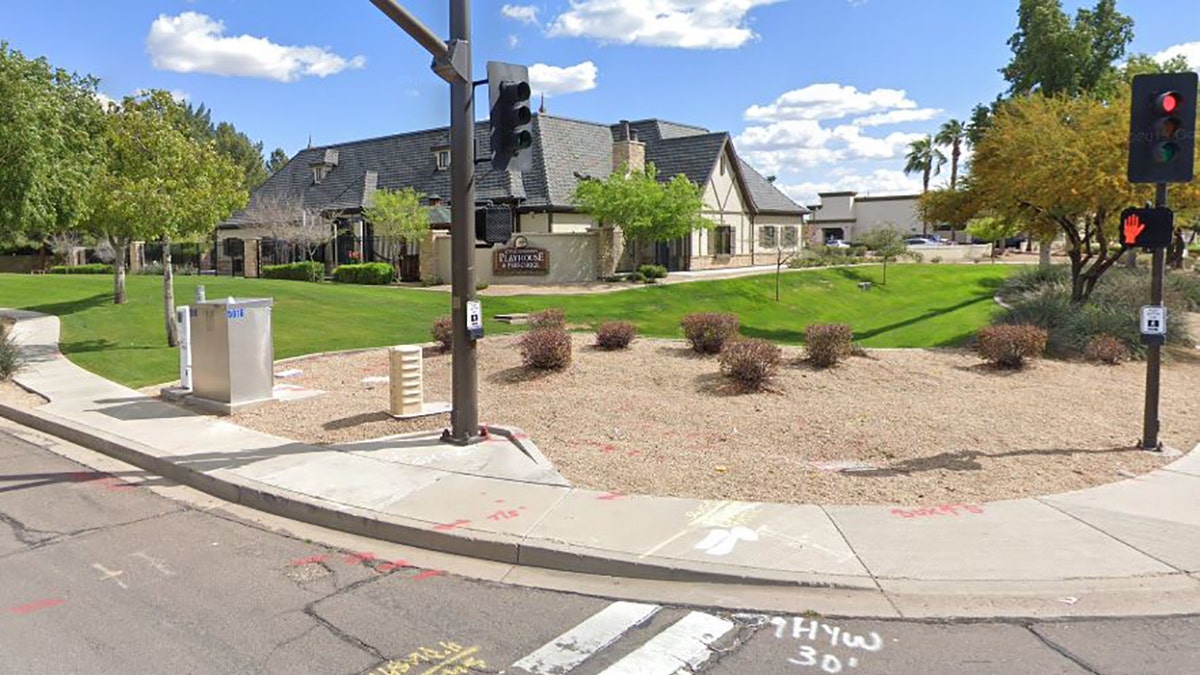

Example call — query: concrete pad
[524,491,868,579]
[1041,470,1200,572]
[1161,442,1200,477]
[230,451,450,511]
[826,499,1174,581]
[340,434,569,486]
[881,574,1200,619]
[379,473,570,537]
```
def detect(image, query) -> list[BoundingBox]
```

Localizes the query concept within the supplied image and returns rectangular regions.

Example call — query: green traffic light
[1154,142,1179,163]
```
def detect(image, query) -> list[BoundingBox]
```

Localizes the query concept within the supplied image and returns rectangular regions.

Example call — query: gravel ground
[229,333,1200,506]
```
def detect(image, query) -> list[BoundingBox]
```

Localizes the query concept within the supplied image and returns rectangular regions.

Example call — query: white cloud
[735,120,921,174]
[134,88,190,103]
[508,34,521,49]
[146,12,366,82]
[529,61,598,97]
[744,83,920,122]
[547,0,783,50]
[855,108,942,127]
[777,169,924,204]
[501,4,540,25]
[93,91,118,110]
[1154,42,1200,69]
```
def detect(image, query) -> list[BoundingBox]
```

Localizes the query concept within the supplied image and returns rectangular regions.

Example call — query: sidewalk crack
[1035,497,1183,573]
[819,505,904,618]
[1027,624,1103,674]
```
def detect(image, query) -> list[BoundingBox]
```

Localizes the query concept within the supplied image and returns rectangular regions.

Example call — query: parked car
[824,239,852,249]
[904,237,943,246]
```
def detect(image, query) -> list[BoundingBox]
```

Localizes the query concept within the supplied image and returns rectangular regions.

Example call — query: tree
[917,186,980,241]
[364,187,429,276]
[267,148,290,175]
[904,136,946,234]
[969,90,1200,303]
[1001,0,1133,98]
[966,216,1022,262]
[0,43,105,250]
[861,227,907,285]
[573,163,710,266]
[88,91,245,345]
[934,119,967,190]
[177,102,269,192]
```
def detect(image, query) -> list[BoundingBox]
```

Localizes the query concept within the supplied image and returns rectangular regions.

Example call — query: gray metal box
[189,298,274,408]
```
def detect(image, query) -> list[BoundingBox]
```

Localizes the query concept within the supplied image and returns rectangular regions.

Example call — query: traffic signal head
[488,61,533,174]
[475,203,513,245]
[1119,207,1174,249]
[1128,72,1198,184]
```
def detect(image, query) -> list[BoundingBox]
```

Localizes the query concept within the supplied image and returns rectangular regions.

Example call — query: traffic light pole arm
[367,0,469,83]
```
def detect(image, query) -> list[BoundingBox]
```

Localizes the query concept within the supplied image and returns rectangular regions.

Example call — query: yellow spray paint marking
[372,642,488,675]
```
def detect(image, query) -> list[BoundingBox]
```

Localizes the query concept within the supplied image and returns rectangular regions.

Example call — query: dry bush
[431,316,453,352]
[805,323,853,367]
[680,312,739,354]
[519,327,572,370]
[1084,334,1131,365]
[594,321,637,350]
[529,308,566,329]
[977,324,1048,368]
[718,338,781,391]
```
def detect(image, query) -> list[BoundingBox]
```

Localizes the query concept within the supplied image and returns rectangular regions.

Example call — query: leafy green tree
[967,216,1022,262]
[861,227,908,285]
[267,147,290,175]
[0,43,105,250]
[176,102,268,191]
[89,91,246,344]
[904,136,945,234]
[364,187,429,276]
[1001,0,1133,98]
[934,119,967,190]
[573,163,710,266]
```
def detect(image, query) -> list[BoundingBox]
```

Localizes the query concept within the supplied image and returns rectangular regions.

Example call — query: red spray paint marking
[343,552,376,565]
[290,554,329,566]
[597,492,627,501]
[375,560,411,573]
[432,519,472,532]
[891,503,984,519]
[411,569,445,580]
[67,472,133,490]
[487,509,523,521]
[6,598,65,615]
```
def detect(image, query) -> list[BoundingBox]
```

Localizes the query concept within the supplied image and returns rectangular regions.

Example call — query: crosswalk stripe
[596,611,735,675]
[511,601,662,674]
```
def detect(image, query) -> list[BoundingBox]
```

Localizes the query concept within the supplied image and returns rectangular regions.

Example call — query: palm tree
[903,135,946,194]
[904,135,945,235]
[935,119,967,190]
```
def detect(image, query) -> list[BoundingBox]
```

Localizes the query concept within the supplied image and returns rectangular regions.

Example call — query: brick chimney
[612,120,645,175]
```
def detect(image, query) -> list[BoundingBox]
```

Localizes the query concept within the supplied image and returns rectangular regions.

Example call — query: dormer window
[436,149,451,170]
[312,166,328,184]
[309,148,339,185]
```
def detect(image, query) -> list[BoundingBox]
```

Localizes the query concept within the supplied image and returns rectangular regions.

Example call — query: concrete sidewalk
[4,309,1200,619]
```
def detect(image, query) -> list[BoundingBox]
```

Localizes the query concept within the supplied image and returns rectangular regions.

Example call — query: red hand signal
[1123,213,1146,245]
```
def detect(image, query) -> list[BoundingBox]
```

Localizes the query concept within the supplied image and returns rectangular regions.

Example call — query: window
[312,166,327,184]
[719,154,728,176]
[436,150,451,170]
[711,226,733,255]
[781,226,798,248]
[759,225,777,249]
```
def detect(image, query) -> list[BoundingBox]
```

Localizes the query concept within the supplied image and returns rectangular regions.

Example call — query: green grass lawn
[0,263,1013,387]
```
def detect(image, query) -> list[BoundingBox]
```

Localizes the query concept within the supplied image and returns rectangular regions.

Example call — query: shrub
[0,325,19,380]
[49,263,111,275]
[930,256,942,264]
[420,274,444,287]
[637,264,668,281]
[332,262,394,285]
[431,316,453,352]
[805,323,853,367]
[261,261,324,282]
[519,327,572,370]
[475,281,490,291]
[719,338,781,391]
[680,312,739,354]
[135,262,165,276]
[977,324,1048,368]
[1084,334,1130,365]
[594,321,636,350]
[529,308,565,329]
[630,271,647,283]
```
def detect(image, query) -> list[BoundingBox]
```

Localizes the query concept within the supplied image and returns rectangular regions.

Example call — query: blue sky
[4,1,1199,204]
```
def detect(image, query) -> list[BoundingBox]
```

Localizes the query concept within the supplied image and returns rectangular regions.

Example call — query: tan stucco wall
[434,231,600,285]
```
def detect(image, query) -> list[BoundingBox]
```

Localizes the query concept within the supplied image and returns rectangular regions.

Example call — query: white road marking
[596,611,735,675]
[511,601,661,674]
[91,563,128,589]
[129,551,174,576]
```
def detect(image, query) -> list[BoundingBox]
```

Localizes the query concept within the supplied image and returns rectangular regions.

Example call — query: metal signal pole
[1141,182,1167,450]
[369,0,480,445]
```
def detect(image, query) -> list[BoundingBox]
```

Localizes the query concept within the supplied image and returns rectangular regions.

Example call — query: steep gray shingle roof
[738,159,808,214]
[223,115,804,226]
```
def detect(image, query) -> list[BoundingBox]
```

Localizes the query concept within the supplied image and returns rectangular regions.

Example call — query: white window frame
[781,225,798,248]
[759,225,777,249]
[436,150,451,170]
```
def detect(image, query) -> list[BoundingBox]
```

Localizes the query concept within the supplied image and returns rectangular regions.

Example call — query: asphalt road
[1,422,1198,675]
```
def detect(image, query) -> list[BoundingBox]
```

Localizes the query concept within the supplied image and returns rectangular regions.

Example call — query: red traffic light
[1158,92,1180,114]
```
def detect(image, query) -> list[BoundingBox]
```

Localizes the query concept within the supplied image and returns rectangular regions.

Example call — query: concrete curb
[0,399,837,587]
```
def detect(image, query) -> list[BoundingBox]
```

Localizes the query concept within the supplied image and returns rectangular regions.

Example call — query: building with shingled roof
[216,115,807,283]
